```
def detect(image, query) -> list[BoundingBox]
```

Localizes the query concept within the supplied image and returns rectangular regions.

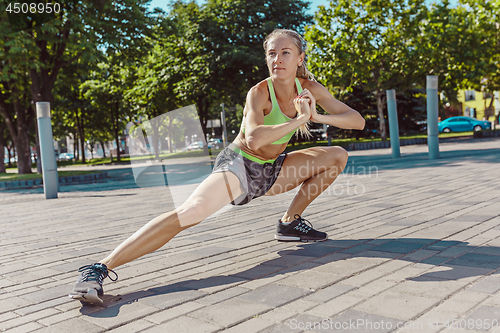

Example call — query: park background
[0,0,498,177]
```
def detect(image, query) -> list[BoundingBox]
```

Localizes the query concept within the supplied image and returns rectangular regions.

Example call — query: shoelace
[294,214,313,233]
[77,264,118,284]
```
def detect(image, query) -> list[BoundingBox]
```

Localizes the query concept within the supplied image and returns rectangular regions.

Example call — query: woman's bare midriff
[232,134,287,161]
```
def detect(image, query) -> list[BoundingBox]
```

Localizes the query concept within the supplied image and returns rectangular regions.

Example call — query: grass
[0,170,103,182]
[285,131,474,152]
[2,131,476,181]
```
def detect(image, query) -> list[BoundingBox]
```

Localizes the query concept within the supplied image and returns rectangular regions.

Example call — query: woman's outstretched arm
[303,81,365,130]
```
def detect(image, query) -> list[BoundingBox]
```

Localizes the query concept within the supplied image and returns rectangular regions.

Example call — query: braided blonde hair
[263,29,314,139]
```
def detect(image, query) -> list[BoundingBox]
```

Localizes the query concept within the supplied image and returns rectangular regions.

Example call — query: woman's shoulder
[247,79,270,102]
[297,77,324,91]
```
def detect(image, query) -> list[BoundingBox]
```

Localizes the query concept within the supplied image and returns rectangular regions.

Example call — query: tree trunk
[75,109,86,163]
[0,96,33,174]
[0,146,4,173]
[99,140,107,158]
[437,92,445,120]
[114,102,121,162]
[151,119,160,159]
[197,97,210,155]
[376,92,387,141]
[486,94,495,119]
[90,142,94,160]
[0,123,6,173]
[12,101,32,174]
[168,116,173,153]
[73,131,78,161]
[6,145,12,168]
[14,129,32,174]
[79,130,86,163]
[489,94,494,109]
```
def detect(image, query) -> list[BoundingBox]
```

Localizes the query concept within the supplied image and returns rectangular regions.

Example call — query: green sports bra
[240,77,303,145]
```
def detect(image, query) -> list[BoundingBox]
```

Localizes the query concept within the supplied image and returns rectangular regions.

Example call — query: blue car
[438,116,492,133]
[208,138,223,149]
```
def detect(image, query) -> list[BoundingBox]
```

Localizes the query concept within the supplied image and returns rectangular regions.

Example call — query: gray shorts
[212,144,287,205]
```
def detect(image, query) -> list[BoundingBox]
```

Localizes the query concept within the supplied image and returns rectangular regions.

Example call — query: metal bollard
[36,102,58,199]
[426,76,440,159]
[386,90,400,158]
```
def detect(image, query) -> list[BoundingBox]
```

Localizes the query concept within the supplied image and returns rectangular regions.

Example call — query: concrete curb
[347,147,500,168]
[0,172,108,190]
[474,129,500,138]
[345,136,479,151]
[347,138,427,151]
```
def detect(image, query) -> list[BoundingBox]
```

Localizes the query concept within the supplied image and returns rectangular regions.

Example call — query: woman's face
[266,36,304,79]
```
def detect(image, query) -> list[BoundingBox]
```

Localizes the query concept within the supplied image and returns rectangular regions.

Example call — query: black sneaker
[275,214,328,242]
[68,263,118,305]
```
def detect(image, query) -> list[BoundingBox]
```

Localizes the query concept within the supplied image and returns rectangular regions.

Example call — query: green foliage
[458,0,500,119]
[80,56,135,161]
[416,1,491,102]
[122,0,313,153]
[2,0,496,154]
[306,0,494,139]
[0,0,157,169]
[306,0,428,140]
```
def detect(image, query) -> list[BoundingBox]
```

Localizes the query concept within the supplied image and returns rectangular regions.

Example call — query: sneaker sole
[68,289,103,305]
[274,234,328,242]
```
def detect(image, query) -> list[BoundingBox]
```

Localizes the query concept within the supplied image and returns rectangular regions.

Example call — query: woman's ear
[298,52,305,66]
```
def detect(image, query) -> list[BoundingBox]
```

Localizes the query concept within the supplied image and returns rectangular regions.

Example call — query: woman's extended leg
[100,171,244,270]
[70,171,243,304]
[265,146,348,222]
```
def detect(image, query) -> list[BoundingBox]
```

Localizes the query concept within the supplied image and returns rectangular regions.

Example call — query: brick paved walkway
[1,138,500,333]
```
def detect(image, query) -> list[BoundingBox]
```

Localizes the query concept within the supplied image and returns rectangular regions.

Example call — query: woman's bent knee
[336,147,349,166]
[328,146,348,169]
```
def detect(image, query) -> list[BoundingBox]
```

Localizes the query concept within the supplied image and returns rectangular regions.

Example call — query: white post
[426,76,440,160]
[36,102,58,199]
[386,90,400,158]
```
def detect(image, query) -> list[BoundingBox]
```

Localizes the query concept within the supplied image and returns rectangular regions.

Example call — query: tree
[85,104,115,159]
[306,0,429,140]
[458,0,500,121]
[125,38,182,158]
[52,60,96,163]
[0,3,38,174]
[198,0,313,100]
[24,0,155,105]
[0,0,156,172]
[0,117,7,173]
[82,58,134,162]
[417,1,491,107]
[159,0,313,142]
[0,77,36,174]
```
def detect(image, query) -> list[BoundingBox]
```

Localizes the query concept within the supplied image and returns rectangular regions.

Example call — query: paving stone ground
[1,138,500,333]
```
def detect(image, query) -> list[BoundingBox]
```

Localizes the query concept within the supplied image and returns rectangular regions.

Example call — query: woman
[69,29,365,305]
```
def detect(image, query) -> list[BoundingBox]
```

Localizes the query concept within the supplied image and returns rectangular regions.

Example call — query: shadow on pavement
[79,237,500,317]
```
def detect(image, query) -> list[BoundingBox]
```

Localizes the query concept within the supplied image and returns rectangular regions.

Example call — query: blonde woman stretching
[69,29,365,304]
